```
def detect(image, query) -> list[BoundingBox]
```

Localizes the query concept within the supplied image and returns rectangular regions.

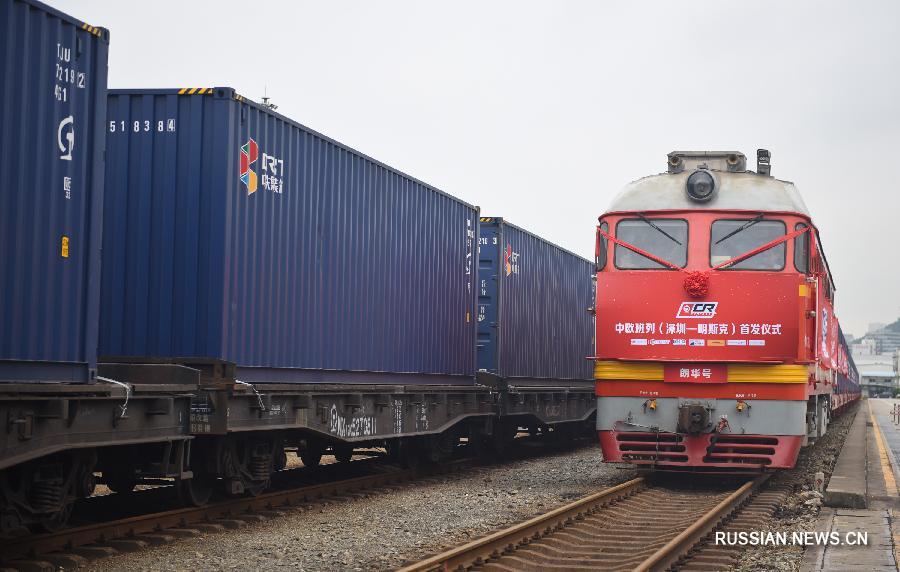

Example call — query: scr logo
[240,138,259,195]
[677,301,718,319]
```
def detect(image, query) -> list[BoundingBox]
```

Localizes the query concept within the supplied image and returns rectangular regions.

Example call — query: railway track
[2,436,590,570]
[398,475,769,572]
[0,459,474,570]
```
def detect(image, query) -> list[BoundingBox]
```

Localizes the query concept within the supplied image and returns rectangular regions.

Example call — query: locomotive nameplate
[663,363,727,383]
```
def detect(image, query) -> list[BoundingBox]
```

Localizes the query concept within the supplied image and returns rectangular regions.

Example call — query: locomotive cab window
[710,219,786,270]
[596,222,609,270]
[794,223,809,273]
[614,218,687,269]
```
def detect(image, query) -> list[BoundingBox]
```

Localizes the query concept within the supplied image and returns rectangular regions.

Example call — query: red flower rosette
[683,270,710,298]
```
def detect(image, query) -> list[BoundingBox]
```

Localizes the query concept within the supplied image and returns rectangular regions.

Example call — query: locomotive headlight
[686,170,716,202]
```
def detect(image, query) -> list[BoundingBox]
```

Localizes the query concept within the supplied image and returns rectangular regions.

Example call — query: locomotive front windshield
[614,219,688,269]
[710,219,786,270]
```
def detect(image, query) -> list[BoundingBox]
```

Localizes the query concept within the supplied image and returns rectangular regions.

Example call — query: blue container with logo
[477,218,595,385]
[100,88,478,384]
[0,0,108,383]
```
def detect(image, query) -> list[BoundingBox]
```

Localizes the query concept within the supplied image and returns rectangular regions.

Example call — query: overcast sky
[58,0,899,337]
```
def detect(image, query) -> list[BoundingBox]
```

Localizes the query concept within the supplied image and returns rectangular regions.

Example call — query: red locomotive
[594,151,859,472]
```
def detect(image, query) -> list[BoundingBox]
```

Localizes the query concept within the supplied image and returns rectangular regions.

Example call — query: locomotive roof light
[757,149,771,176]
[686,169,716,202]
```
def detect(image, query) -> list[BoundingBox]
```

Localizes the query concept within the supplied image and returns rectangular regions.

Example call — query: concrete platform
[801,509,897,571]
[824,407,869,508]
[802,400,900,571]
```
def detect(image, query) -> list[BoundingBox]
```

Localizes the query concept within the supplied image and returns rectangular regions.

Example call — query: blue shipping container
[477,218,595,384]
[0,0,108,382]
[100,88,478,384]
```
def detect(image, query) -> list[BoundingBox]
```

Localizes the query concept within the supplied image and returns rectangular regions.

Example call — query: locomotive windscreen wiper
[714,213,764,244]
[636,213,682,245]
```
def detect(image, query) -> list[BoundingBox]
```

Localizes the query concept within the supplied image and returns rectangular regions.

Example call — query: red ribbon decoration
[597,225,812,298]
[710,224,811,270]
[597,229,682,271]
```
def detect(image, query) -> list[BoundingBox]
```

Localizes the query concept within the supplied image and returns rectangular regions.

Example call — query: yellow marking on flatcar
[594,361,663,381]
[188,87,199,95]
[594,361,809,383]
[726,364,808,383]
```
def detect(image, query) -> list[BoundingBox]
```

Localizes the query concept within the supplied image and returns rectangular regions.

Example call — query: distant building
[856,319,900,356]
[854,352,899,398]
[869,322,887,334]
[852,338,877,357]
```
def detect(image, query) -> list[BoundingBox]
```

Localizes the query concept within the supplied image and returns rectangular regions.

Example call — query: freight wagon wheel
[424,433,457,463]
[387,439,422,469]
[244,479,269,497]
[300,449,323,468]
[0,508,28,539]
[551,424,575,446]
[486,420,519,459]
[334,445,354,464]
[35,501,74,533]
[105,474,137,494]
[176,474,214,506]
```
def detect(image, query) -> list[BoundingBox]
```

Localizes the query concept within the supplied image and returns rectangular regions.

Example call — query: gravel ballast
[730,402,860,572]
[86,444,635,571]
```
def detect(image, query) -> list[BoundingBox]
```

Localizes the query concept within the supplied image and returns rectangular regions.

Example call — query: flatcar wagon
[593,150,860,472]
[98,88,597,501]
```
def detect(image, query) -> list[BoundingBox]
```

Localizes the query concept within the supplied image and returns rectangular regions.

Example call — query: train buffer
[802,400,900,571]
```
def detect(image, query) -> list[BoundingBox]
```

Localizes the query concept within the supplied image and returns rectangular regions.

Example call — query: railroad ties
[399,476,770,572]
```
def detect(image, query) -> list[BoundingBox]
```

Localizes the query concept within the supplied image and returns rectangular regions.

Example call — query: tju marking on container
[329,404,377,438]
[61,236,69,258]
[54,43,86,102]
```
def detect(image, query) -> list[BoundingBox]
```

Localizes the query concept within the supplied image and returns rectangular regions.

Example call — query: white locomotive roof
[607,170,811,216]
